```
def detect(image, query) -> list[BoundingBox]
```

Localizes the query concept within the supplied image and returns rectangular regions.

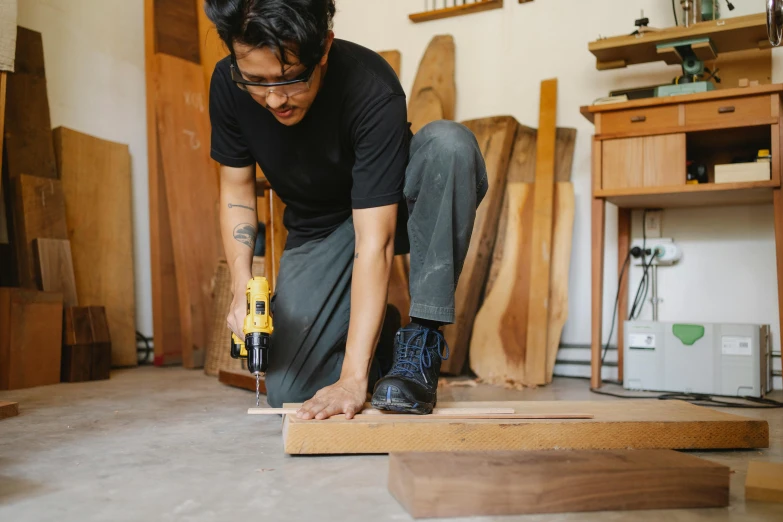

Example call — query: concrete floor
[1,367,781,522]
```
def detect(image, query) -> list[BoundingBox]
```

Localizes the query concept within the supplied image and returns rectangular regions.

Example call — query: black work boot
[370,323,450,414]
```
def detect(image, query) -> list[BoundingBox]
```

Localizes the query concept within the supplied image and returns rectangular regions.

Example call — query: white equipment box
[624,321,772,397]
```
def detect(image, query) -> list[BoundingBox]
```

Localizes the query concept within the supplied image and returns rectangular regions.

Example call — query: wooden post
[617,208,632,383]
[591,198,606,389]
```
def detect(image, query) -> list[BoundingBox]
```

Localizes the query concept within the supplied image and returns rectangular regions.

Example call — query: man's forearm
[342,241,394,383]
[219,166,258,292]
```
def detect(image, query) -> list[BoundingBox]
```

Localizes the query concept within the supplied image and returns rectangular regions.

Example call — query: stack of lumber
[145,0,222,368]
[1,28,134,387]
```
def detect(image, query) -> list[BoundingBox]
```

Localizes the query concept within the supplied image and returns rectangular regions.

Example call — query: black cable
[588,382,783,409]
[136,331,153,364]
[602,251,631,367]
[629,209,652,320]
[672,0,678,26]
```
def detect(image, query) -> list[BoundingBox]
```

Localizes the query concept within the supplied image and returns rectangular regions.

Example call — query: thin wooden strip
[251,408,593,420]
[523,78,558,386]
[251,407,515,416]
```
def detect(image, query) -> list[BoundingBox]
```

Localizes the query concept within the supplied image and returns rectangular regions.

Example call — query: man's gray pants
[265,120,488,407]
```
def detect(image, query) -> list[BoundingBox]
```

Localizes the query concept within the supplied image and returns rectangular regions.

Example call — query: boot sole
[371,384,434,415]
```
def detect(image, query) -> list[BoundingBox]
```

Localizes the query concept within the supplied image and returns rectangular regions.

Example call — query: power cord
[589,381,783,409]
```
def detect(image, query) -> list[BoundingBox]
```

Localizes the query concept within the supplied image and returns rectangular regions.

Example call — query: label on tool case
[722,336,752,356]
[629,333,656,350]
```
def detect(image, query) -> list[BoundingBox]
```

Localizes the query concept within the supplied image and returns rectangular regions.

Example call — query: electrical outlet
[631,238,682,266]
[644,210,662,238]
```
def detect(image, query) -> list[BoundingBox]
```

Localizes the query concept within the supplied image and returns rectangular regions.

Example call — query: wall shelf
[409,0,503,24]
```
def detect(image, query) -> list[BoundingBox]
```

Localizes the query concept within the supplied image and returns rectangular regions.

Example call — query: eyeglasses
[230,57,317,100]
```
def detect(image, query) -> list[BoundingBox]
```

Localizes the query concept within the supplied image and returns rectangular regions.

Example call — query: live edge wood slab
[389,450,730,518]
[279,400,768,455]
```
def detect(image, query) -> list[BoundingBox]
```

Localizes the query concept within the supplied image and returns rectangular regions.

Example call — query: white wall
[17,1,151,337]
[333,0,783,351]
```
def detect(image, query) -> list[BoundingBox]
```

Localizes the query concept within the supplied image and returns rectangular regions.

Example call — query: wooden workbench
[582,84,783,389]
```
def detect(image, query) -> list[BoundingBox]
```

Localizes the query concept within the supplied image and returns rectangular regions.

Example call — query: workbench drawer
[600,105,680,136]
[685,95,775,129]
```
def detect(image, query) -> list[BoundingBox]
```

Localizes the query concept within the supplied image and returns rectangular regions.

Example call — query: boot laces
[388,327,450,383]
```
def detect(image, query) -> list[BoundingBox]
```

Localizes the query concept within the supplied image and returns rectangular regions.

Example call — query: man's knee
[413,120,479,159]
[265,375,313,408]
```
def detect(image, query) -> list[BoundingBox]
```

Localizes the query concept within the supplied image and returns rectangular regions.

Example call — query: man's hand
[296,377,367,420]
[227,290,247,339]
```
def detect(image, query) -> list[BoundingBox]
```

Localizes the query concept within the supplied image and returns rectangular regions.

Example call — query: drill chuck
[246,332,270,374]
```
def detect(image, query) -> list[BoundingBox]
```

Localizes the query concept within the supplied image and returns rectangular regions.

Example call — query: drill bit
[255,374,261,406]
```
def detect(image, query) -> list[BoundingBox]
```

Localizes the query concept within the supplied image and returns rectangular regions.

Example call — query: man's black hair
[205,0,336,69]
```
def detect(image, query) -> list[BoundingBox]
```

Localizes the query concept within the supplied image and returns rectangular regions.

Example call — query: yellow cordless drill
[230,276,274,404]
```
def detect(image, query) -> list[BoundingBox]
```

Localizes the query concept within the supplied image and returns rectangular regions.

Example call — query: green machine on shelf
[655,37,719,97]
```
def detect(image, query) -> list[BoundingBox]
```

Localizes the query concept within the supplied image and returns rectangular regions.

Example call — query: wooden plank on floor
[389,449,730,518]
[154,53,222,369]
[32,238,78,306]
[0,401,19,420]
[441,116,517,375]
[11,175,68,288]
[525,78,558,386]
[746,461,783,503]
[0,288,63,390]
[280,400,769,455]
[3,27,57,180]
[218,368,267,394]
[53,127,137,367]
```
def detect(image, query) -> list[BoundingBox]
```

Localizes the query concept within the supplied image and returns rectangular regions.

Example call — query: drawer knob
[630,115,647,123]
[718,106,736,114]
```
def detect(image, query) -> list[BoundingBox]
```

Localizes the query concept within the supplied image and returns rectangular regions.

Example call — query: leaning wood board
[0,288,63,390]
[525,78,558,386]
[3,27,57,181]
[745,461,783,503]
[53,127,137,367]
[441,116,517,374]
[11,175,68,288]
[408,35,454,134]
[389,449,730,518]
[145,0,184,366]
[154,53,222,369]
[280,400,768,455]
[0,401,19,420]
[32,238,78,306]
[196,0,228,95]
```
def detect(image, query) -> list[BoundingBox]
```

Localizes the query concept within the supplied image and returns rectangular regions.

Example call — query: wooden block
[389,450,730,518]
[0,288,63,390]
[60,343,92,382]
[88,306,112,380]
[525,78,558,386]
[408,35,455,126]
[154,53,222,369]
[441,116,517,375]
[218,368,268,395]
[32,238,78,306]
[10,175,68,288]
[745,461,783,503]
[63,305,93,345]
[0,401,19,420]
[153,0,200,64]
[53,127,137,368]
[281,400,768,455]
[3,28,57,180]
[739,78,750,88]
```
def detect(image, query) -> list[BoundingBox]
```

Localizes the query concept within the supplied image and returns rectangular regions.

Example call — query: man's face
[232,34,333,126]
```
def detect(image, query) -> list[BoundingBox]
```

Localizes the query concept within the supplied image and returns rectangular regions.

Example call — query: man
[206,0,487,419]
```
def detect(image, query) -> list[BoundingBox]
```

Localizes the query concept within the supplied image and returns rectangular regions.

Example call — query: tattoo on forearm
[354,252,359,259]
[228,203,255,211]
[233,223,257,249]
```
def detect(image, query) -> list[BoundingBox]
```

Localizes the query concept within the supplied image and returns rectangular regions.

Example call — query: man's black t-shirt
[209,39,412,249]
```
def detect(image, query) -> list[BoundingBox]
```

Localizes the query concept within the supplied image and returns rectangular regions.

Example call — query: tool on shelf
[230,276,274,406]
